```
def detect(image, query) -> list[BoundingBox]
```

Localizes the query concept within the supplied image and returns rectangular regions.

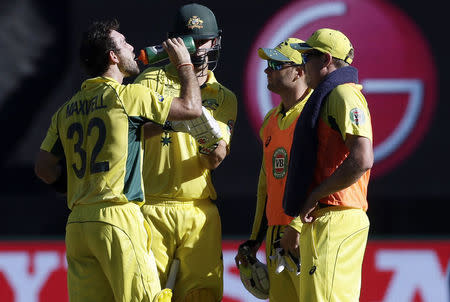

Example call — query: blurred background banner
[0,240,449,302]
[0,0,448,297]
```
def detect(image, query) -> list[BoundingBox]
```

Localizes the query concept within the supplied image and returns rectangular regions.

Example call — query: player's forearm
[177,65,202,119]
[199,139,227,170]
[34,150,61,184]
[309,136,373,201]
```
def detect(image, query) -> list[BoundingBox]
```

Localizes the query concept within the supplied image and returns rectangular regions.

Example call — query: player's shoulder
[326,83,368,117]
[134,66,166,83]
[264,107,277,121]
[202,81,236,116]
[218,82,237,99]
[208,72,236,100]
[258,108,276,139]
[214,82,238,111]
[261,107,277,128]
[330,83,363,101]
[53,100,70,121]
[60,90,83,114]
[111,81,145,96]
[108,83,155,109]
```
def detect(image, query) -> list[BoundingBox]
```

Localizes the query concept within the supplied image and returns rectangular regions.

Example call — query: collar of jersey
[275,88,313,117]
[81,76,118,89]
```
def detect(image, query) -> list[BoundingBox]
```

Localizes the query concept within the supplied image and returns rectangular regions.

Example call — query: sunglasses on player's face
[267,60,301,71]
[301,50,324,64]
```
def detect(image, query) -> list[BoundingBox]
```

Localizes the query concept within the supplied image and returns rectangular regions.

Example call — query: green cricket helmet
[168,3,221,40]
[168,3,221,71]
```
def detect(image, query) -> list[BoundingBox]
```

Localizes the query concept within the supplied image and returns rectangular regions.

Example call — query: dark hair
[79,19,120,77]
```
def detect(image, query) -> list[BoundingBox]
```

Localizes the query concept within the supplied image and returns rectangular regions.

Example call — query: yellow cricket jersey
[40,77,173,209]
[134,64,237,201]
[314,83,372,210]
[250,90,312,240]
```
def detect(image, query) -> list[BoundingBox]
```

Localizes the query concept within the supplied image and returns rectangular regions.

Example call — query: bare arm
[34,150,61,184]
[300,134,373,222]
[163,38,202,120]
[198,139,227,170]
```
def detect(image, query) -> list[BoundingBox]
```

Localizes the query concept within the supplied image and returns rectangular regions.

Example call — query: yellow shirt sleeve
[211,88,237,150]
[288,217,303,234]
[40,109,64,157]
[119,83,173,125]
[324,84,372,141]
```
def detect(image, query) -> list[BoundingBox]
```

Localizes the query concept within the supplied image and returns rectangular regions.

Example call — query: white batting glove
[164,106,223,154]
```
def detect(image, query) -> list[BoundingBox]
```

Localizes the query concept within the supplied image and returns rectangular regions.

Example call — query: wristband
[176,62,194,70]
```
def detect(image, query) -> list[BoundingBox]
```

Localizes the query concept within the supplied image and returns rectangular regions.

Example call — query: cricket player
[284,28,373,301]
[235,38,312,301]
[34,19,202,302]
[134,3,237,302]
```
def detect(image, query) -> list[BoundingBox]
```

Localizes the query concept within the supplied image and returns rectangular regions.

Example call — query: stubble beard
[119,54,140,77]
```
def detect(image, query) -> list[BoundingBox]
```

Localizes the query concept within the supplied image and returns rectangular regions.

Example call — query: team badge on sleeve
[155,92,164,102]
[350,108,366,126]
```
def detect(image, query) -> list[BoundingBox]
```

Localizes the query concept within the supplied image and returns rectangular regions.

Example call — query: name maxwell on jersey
[66,95,107,118]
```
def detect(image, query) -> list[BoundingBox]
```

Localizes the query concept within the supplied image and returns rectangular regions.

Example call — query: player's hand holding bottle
[162,37,193,68]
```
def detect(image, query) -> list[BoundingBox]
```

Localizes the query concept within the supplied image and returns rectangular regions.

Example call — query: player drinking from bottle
[34,19,202,302]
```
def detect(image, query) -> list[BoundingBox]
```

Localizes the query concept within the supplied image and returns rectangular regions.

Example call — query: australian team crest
[187,16,204,29]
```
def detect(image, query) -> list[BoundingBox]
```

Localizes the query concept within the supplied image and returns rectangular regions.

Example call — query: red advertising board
[0,240,449,302]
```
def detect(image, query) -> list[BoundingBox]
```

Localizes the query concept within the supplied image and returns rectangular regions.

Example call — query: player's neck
[280,87,309,111]
[103,65,124,84]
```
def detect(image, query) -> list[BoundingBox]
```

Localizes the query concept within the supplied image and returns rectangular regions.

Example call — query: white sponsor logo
[376,249,449,302]
[0,251,65,302]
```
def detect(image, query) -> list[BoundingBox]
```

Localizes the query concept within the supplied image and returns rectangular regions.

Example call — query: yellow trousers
[141,199,223,302]
[300,207,369,302]
[66,202,161,302]
[266,225,301,301]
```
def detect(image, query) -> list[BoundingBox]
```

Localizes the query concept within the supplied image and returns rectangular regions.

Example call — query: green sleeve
[250,160,268,242]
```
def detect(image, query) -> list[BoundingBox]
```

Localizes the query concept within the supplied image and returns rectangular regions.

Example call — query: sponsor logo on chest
[272,147,288,179]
